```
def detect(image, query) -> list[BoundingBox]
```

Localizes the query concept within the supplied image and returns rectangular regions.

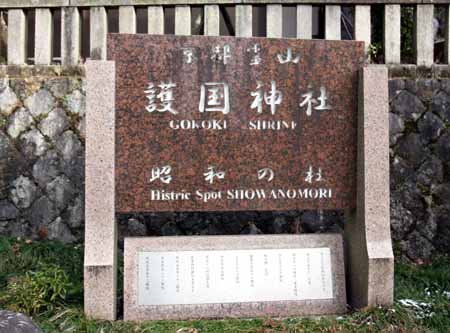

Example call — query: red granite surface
[108,34,364,213]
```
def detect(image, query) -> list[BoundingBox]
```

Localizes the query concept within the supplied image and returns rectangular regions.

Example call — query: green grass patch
[0,237,83,306]
[0,236,449,333]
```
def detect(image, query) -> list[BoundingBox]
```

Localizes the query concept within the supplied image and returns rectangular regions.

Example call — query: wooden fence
[0,0,448,66]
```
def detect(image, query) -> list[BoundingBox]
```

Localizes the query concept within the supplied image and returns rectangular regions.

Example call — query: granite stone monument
[84,34,393,320]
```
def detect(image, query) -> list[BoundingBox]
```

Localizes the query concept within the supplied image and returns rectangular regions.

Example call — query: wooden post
[445,5,450,64]
[35,8,53,65]
[7,9,27,65]
[175,6,191,36]
[90,7,108,60]
[119,6,136,34]
[236,5,252,37]
[297,5,312,39]
[415,4,434,66]
[204,5,220,36]
[148,6,164,35]
[354,5,371,56]
[384,4,401,64]
[62,7,81,65]
[267,4,282,38]
[325,5,341,40]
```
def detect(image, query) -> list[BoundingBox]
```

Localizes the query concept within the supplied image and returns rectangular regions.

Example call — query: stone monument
[84,34,393,320]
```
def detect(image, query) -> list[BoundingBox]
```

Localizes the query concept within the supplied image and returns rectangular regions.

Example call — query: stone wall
[0,67,85,243]
[0,66,449,261]
[389,73,450,260]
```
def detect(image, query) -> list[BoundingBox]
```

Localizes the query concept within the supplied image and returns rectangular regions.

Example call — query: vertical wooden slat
[415,4,434,66]
[236,5,252,37]
[204,5,220,36]
[175,5,191,36]
[90,6,107,60]
[7,9,27,65]
[297,5,312,39]
[325,5,341,40]
[267,4,282,38]
[35,8,53,65]
[62,7,81,65]
[148,6,164,35]
[384,4,401,64]
[445,5,450,64]
[354,5,371,55]
[119,6,136,34]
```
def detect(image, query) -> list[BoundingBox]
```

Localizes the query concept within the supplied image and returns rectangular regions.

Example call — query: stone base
[124,234,346,321]
[84,265,117,320]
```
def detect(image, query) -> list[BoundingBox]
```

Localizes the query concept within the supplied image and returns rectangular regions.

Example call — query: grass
[0,236,449,333]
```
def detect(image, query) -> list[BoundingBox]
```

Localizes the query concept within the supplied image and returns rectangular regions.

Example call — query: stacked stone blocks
[389,78,450,259]
[0,68,85,243]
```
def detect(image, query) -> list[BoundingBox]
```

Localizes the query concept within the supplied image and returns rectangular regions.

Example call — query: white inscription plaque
[138,247,333,305]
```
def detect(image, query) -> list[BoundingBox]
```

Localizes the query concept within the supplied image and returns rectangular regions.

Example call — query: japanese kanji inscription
[108,34,365,212]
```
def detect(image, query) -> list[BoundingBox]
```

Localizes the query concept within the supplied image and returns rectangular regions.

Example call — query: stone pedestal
[84,61,117,320]
[344,65,394,308]
[124,234,346,320]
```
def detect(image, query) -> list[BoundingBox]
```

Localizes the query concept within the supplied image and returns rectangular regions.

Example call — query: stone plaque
[138,248,332,306]
[108,34,364,212]
[124,234,346,320]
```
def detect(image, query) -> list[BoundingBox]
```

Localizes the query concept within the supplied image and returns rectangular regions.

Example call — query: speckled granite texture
[84,61,117,320]
[109,34,364,212]
[0,65,449,261]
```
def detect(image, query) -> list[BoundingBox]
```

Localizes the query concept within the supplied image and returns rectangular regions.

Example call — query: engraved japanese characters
[109,35,364,212]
